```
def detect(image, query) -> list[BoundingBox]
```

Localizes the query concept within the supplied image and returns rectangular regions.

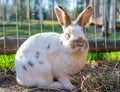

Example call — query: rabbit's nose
[77,42,83,47]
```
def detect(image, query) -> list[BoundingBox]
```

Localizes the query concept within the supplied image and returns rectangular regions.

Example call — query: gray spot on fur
[47,44,50,49]
[36,51,40,55]
[60,41,63,45]
[19,54,23,59]
[35,55,39,58]
[35,51,40,58]
[23,65,27,71]
[28,60,33,67]
[39,61,44,64]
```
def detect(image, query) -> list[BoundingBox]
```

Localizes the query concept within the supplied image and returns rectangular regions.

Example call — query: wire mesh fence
[0,0,120,92]
[0,0,120,54]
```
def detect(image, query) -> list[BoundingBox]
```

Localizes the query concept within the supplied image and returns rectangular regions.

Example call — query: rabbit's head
[55,6,93,52]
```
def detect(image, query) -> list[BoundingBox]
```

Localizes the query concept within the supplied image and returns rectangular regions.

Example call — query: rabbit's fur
[15,6,93,90]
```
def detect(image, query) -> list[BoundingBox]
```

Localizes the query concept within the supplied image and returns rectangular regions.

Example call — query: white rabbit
[14,6,93,90]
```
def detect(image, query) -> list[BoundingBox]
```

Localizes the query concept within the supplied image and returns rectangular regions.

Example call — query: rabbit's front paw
[64,83,76,90]
[50,81,64,89]
[58,76,76,90]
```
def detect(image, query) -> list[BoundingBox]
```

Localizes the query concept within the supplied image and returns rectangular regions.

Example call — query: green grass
[0,52,120,70]
[87,52,120,63]
[0,54,15,70]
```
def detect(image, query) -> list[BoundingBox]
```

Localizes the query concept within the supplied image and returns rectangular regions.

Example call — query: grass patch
[0,54,15,70]
[87,52,120,63]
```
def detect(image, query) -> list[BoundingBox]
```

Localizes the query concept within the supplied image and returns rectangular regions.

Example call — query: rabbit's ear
[55,6,71,29]
[74,6,93,27]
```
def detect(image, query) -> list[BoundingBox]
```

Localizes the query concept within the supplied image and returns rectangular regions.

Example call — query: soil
[0,60,120,92]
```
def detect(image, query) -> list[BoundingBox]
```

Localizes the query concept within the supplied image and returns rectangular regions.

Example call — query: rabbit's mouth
[69,37,88,51]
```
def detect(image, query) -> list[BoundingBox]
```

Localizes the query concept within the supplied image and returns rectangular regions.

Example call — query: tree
[5,0,10,22]
[102,0,112,37]
[19,0,26,22]
[89,0,100,20]
[26,0,30,20]
[109,0,116,32]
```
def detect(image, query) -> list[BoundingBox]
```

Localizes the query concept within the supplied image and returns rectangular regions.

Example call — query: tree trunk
[19,0,25,22]
[6,0,10,22]
[102,0,109,37]
[39,0,43,25]
[109,0,116,32]
[89,0,102,26]
[26,0,30,20]
[83,0,89,8]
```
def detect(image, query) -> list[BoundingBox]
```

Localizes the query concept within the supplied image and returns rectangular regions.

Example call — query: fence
[0,0,120,92]
[0,0,120,54]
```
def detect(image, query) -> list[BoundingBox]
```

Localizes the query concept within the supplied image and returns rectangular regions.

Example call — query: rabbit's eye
[65,33,70,40]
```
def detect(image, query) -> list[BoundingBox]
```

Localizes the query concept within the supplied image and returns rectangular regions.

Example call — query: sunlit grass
[0,54,15,70]
[87,52,120,63]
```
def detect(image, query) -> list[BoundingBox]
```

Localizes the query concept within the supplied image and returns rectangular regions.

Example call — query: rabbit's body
[15,32,59,87]
[15,6,93,90]
[15,25,87,86]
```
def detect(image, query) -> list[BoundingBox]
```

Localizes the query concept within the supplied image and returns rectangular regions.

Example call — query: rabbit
[14,6,93,90]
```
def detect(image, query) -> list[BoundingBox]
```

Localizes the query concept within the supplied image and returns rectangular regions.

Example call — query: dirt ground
[0,60,120,92]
